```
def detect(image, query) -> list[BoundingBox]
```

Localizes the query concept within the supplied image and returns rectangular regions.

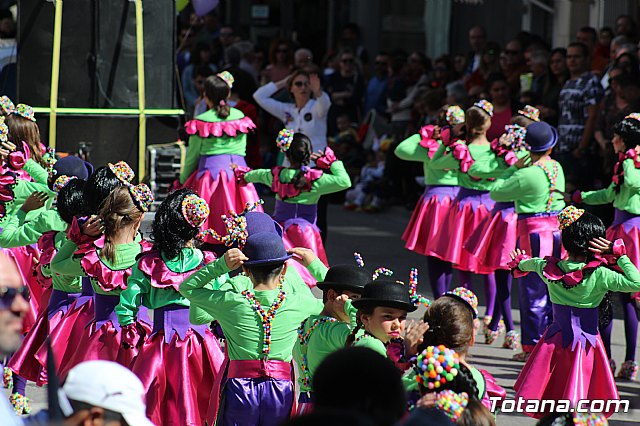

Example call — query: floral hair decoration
[372,267,393,280]
[473,100,494,117]
[200,200,264,247]
[43,147,57,180]
[504,124,528,150]
[416,345,461,390]
[128,183,154,212]
[443,287,479,319]
[181,194,210,228]
[108,161,135,185]
[558,205,584,230]
[409,268,431,308]
[0,96,14,116]
[0,116,8,144]
[276,128,295,152]
[436,389,468,423]
[517,105,541,122]
[53,175,77,193]
[625,112,640,122]
[445,106,465,125]
[13,104,36,122]
[217,71,234,88]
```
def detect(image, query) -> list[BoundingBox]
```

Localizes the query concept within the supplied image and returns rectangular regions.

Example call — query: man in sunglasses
[0,251,28,425]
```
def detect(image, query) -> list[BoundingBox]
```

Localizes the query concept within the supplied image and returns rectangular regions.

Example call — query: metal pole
[135,0,146,182]
[48,0,63,149]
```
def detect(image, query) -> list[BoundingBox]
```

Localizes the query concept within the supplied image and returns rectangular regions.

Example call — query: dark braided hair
[203,74,231,120]
[345,307,373,347]
[613,116,640,193]
[561,211,605,260]
[57,179,89,224]
[286,133,312,190]
[151,188,201,260]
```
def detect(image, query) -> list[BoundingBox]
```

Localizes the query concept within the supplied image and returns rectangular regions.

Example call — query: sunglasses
[293,81,309,87]
[0,286,29,309]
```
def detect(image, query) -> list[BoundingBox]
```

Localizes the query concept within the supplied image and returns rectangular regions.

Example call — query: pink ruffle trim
[451,143,474,173]
[508,253,531,278]
[440,127,459,147]
[137,250,217,292]
[232,164,251,186]
[418,125,441,159]
[35,231,58,288]
[315,147,337,170]
[612,149,640,186]
[67,216,99,246]
[76,238,153,292]
[271,166,324,200]
[490,139,518,166]
[184,116,256,138]
[0,172,16,219]
[542,242,625,287]
[572,190,583,204]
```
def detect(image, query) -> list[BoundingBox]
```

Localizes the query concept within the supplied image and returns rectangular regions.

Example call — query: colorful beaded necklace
[533,160,559,212]
[297,316,337,387]
[242,282,286,358]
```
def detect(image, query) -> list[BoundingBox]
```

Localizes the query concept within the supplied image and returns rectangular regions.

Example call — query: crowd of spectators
[178,10,640,216]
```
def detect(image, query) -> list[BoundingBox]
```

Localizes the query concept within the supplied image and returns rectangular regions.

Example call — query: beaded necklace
[242,283,286,358]
[353,330,376,344]
[533,160,559,212]
[297,316,337,387]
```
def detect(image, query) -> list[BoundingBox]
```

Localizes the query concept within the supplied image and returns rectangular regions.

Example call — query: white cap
[59,360,155,426]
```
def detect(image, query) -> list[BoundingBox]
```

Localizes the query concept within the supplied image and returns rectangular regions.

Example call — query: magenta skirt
[430,188,495,273]
[131,305,225,426]
[464,202,518,274]
[607,209,640,301]
[402,185,459,257]
[181,154,263,244]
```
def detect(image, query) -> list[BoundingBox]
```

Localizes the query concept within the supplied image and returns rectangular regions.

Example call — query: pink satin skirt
[2,246,44,333]
[280,223,328,287]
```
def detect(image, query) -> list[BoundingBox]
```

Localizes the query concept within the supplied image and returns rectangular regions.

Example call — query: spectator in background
[326,49,365,133]
[181,42,217,111]
[601,35,632,89]
[294,48,314,69]
[526,49,550,102]
[615,14,638,40]
[211,25,234,67]
[465,26,487,75]
[453,53,468,80]
[340,23,369,74]
[234,40,259,84]
[485,72,520,140]
[262,39,294,85]
[251,46,266,80]
[465,41,501,92]
[176,26,196,75]
[556,41,604,190]
[595,27,614,70]
[363,52,390,117]
[430,55,454,89]
[576,26,608,74]
[613,51,640,78]
[446,80,468,109]
[222,43,258,103]
[390,51,430,127]
[192,65,215,117]
[503,39,527,94]
[196,11,221,44]
[537,47,568,126]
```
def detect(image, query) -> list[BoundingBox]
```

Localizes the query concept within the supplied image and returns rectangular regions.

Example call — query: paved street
[8,196,640,424]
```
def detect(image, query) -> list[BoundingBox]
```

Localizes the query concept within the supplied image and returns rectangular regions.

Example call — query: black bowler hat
[242,232,292,266]
[316,264,371,293]
[352,280,417,312]
[525,121,558,153]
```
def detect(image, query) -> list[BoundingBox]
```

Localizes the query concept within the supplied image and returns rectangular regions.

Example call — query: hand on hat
[224,248,248,270]
[82,215,104,237]
[288,247,317,267]
[0,140,15,161]
[404,320,429,358]
[330,294,350,322]
[588,237,613,255]
[21,191,49,213]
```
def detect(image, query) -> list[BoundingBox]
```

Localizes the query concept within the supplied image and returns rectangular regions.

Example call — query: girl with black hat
[572,113,640,380]
[294,262,371,414]
[488,120,566,361]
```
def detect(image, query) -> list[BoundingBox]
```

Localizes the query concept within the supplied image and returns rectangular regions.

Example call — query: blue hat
[242,232,292,266]
[245,212,283,237]
[53,156,94,180]
[525,121,558,153]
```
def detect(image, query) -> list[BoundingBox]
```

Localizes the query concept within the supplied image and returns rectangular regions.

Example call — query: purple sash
[611,208,640,231]
[74,277,94,307]
[93,293,121,331]
[492,201,516,219]
[47,289,79,320]
[545,304,598,350]
[197,154,247,180]
[455,187,495,212]
[152,303,208,343]
[424,185,459,203]
[273,200,319,232]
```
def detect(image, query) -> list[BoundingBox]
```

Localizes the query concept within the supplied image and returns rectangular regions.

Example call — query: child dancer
[489,121,564,361]
[572,113,640,379]
[237,130,351,286]
[421,287,506,410]
[510,206,640,418]
[294,262,370,414]
[51,182,154,377]
[5,177,87,412]
[429,101,500,318]
[179,71,263,244]
[116,189,226,426]
[5,102,52,182]
[180,233,339,426]
[395,105,464,297]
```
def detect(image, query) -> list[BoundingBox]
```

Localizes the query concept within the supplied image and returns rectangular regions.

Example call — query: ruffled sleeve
[137,250,217,292]
[270,167,324,200]
[507,253,531,278]
[67,216,98,246]
[0,172,16,219]
[315,147,337,170]
[480,369,506,410]
[184,116,256,138]
[418,125,441,159]
[232,164,251,186]
[451,143,474,173]
[35,231,58,289]
[489,139,518,167]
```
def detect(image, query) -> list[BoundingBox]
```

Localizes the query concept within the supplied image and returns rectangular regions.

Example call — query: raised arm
[253,81,288,122]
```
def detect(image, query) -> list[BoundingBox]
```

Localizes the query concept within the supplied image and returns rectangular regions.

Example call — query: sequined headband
[0,116,7,144]
[517,105,541,122]
[217,71,234,88]
[181,193,210,229]
[625,112,640,122]
[409,268,431,308]
[276,129,295,152]
[473,99,494,117]
[12,104,36,122]
[443,287,479,319]
[504,124,528,150]
[445,106,465,125]
[0,96,14,116]
[436,390,468,423]
[108,161,135,185]
[53,175,77,193]
[558,205,584,230]
[416,345,461,390]
[128,183,154,212]
[199,200,264,247]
